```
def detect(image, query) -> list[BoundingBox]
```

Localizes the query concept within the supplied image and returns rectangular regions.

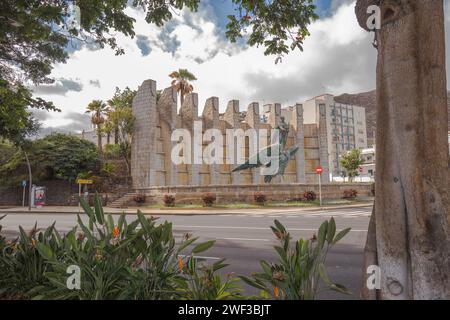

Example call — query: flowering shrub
[163,194,176,207]
[133,193,146,203]
[343,189,358,199]
[0,195,352,301]
[201,193,216,207]
[253,192,267,205]
[0,220,61,299]
[303,191,317,201]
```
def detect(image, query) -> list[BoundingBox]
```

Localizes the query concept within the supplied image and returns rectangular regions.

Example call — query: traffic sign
[76,179,93,184]
[359,167,363,173]
[315,166,323,175]
[22,180,27,187]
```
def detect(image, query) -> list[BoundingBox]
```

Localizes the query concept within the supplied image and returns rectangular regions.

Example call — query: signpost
[76,179,93,212]
[315,166,323,206]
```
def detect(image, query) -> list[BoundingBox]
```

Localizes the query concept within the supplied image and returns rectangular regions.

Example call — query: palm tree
[85,100,108,154]
[169,68,197,107]
[107,87,136,144]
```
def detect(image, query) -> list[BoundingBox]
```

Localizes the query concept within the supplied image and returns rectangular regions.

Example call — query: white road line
[178,255,222,260]
[175,225,367,232]
[223,237,270,242]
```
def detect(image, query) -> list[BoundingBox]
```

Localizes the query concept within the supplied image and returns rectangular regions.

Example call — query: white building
[360,147,376,180]
[303,94,368,180]
[72,129,107,146]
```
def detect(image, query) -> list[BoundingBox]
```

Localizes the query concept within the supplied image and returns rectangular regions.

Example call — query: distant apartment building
[303,94,368,179]
[72,129,107,146]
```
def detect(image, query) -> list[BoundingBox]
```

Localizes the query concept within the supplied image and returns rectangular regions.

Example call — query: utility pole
[24,150,32,211]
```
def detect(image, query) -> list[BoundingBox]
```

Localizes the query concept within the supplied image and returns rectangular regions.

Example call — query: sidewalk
[0,201,374,216]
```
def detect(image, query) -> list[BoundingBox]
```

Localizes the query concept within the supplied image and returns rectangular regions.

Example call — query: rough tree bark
[356,0,450,299]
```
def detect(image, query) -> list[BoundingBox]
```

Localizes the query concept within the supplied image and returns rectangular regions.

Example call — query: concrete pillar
[245,102,261,184]
[131,79,158,188]
[157,86,178,186]
[180,93,200,186]
[318,103,330,183]
[224,100,241,185]
[292,103,306,183]
[202,97,220,185]
[267,103,281,128]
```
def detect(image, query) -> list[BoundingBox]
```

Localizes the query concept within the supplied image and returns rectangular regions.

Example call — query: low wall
[0,180,78,206]
[136,183,375,205]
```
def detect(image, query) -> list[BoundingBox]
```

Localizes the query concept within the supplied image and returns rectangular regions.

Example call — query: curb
[0,202,373,216]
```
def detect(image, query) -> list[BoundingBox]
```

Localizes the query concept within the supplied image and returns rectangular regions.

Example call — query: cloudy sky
[32,0,450,134]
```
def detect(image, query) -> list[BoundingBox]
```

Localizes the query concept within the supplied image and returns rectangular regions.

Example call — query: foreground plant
[240,218,351,300]
[0,196,353,300]
[0,220,61,299]
[175,254,242,300]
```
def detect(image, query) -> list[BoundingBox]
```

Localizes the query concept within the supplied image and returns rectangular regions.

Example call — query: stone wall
[131,79,330,189]
[136,183,374,205]
[0,180,78,206]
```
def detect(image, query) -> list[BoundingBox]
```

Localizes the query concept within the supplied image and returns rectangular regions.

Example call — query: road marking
[175,225,367,232]
[222,237,270,242]
[179,255,222,260]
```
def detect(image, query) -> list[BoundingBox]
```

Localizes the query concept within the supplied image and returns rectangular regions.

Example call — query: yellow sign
[76,179,93,184]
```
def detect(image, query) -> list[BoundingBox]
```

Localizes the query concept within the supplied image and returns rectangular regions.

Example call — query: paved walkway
[0,202,374,216]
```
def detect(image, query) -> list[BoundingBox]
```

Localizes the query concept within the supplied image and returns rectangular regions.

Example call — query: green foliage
[103,144,121,159]
[0,222,62,299]
[106,87,136,172]
[0,133,100,186]
[169,69,197,105]
[176,257,242,300]
[0,79,46,144]
[225,0,318,62]
[240,218,351,300]
[0,195,353,300]
[0,215,6,253]
[102,162,116,176]
[169,69,198,82]
[0,194,234,300]
[339,149,363,181]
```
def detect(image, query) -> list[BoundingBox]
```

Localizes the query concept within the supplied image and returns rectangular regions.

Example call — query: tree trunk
[97,124,103,154]
[114,127,119,145]
[356,0,450,299]
[180,94,185,108]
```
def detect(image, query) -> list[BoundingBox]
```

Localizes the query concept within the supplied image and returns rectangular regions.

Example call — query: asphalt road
[0,205,372,300]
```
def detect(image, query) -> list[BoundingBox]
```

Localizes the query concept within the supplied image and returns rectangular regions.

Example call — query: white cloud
[34,1,450,133]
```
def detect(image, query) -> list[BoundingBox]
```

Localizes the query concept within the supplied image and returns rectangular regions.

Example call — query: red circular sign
[316,166,323,174]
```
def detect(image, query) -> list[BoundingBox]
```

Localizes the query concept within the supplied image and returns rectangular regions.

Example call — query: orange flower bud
[178,257,184,271]
[274,286,280,298]
[112,226,120,238]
